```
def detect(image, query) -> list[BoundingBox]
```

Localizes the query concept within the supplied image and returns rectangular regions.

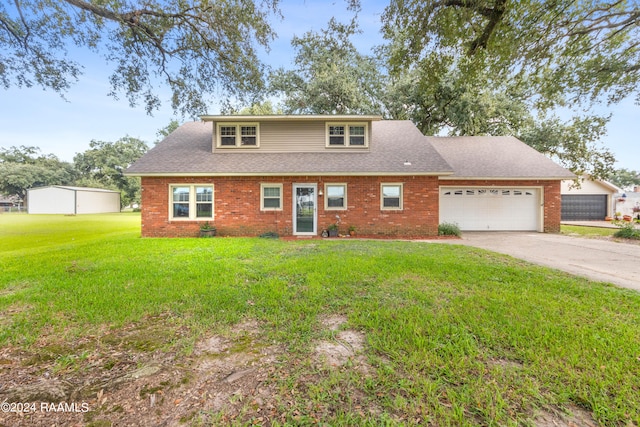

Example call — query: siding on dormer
[212,120,371,153]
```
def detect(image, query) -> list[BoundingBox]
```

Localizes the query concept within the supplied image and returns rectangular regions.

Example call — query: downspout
[74,189,77,215]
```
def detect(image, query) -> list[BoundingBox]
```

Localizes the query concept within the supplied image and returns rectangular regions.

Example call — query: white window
[325,184,347,210]
[381,183,403,210]
[328,125,345,145]
[216,123,259,147]
[326,123,368,147]
[170,184,213,220]
[349,125,365,145]
[261,184,283,211]
[219,126,237,146]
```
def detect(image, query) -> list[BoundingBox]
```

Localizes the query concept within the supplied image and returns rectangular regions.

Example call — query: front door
[293,184,317,235]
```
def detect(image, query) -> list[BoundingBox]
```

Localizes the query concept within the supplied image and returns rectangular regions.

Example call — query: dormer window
[326,123,368,148]
[217,123,259,148]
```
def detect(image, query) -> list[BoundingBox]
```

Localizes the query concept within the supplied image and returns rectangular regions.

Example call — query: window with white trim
[381,183,403,210]
[216,123,259,147]
[261,184,283,210]
[170,185,213,220]
[325,184,347,210]
[326,123,368,147]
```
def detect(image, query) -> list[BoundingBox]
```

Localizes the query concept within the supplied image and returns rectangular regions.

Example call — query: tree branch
[468,0,508,54]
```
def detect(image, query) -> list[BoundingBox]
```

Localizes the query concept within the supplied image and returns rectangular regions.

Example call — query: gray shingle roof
[126,120,454,176]
[429,136,575,179]
[126,120,573,179]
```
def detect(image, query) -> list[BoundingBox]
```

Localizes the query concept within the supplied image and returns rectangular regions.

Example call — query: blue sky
[0,0,638,170]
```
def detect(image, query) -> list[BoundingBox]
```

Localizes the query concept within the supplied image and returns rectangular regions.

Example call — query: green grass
[561,224,618,237]
[2,213,640,425]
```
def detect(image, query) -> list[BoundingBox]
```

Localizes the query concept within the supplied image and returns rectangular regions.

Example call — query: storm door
[293,184,317,235]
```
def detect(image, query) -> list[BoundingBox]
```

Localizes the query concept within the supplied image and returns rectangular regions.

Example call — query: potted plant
[199,221,217,237]
[348,225,356,236]
[327,223,339,237]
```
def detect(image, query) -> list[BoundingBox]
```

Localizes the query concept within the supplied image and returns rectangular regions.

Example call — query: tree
[0,146,76,201]
[74,137,148,206]
[269,17,386,115]
[155,119,180,144]
[0,0,279,117]
[518,115,616,179]
[233,100,283,115]
[607,168,640,189]
[382,66,532,136]
[379,0,637,180]
[382,0,640,108]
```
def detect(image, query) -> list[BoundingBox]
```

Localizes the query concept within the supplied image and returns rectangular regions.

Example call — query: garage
[440,187,541,231]
[561,195,608,220]
[561,178,618,221]
[28,186,121,214]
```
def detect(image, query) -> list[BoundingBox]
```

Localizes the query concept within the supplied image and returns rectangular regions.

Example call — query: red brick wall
[440,179,562,233]
[140,176,440,237]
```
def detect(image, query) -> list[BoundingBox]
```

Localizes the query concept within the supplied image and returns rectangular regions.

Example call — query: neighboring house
[28,186,121,215]
[561,177,621,220]
[125,115,574,237]
[0,196,17,212]
[613,189,640,220]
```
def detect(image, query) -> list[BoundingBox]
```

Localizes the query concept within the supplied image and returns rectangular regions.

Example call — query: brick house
[125,115,574,237]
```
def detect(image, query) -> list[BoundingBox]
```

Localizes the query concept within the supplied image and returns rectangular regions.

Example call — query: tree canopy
[269,17,386,115]
[0,0,279,117]
[0,146,76,200]
[74,137,148,206]
[2,1,637,181]
[607,168,640,189]
[382,0,640,109]
[0,137,148,207]
[373,0,639,179]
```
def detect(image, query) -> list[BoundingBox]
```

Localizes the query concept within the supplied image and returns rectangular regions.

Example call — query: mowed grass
[2,214,640,425]
[561,224,618,237]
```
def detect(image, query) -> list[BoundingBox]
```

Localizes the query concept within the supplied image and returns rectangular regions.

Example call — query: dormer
[200,115,382,153]
[215,122,260,148]
[326,122,368,147]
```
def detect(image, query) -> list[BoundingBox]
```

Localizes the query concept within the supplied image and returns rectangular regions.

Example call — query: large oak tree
[378,0,638,179]
[0,0,279,116]
[382,0,640,108]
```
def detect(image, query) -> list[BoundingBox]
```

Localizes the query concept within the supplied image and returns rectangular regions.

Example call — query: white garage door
[440,187,540,231]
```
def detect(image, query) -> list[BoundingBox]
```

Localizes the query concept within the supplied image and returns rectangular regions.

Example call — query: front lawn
[1,213,639,426]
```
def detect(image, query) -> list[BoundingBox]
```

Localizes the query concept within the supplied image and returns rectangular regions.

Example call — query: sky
[0,0,638,170]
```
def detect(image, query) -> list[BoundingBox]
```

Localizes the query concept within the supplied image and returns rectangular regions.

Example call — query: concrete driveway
[441,232,640,291]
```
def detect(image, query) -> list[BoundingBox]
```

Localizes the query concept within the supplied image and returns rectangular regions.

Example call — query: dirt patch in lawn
[314,314,369,373]
[0,314,377,427]
[0,313,603,426]
[535,404,598,427]
[0,316,285,426]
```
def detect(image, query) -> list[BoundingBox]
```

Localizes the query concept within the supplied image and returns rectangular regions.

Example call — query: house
[27,186,121,215]
[0,196,17,212]
[125,115,574,237]
[612,187,640,220]
[560,176,621,221]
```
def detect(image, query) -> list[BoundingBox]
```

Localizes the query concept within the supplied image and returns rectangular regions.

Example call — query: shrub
[613,221,640,240]
[438,222,461,237]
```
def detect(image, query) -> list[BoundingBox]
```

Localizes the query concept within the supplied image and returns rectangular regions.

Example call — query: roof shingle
[126,120,454,176]
[126,120,574,180]
[429,136,575,179]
